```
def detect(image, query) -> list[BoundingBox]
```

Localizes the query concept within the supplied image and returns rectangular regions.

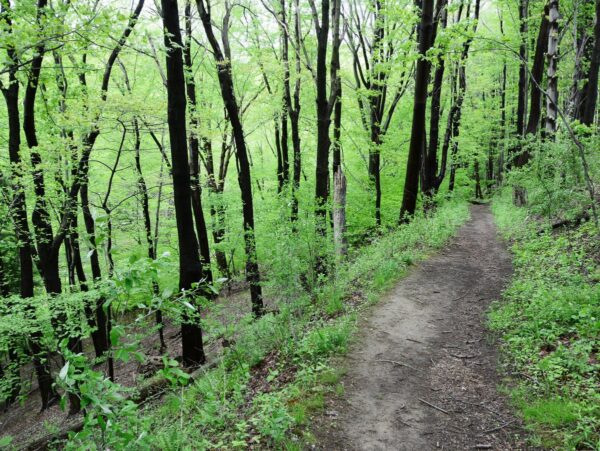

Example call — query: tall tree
[0,0,55,410]
[582,0,600,125]
[161,0,207,366]
[184,0,213,286]
[545,0,560,135]
[197,0,264,317]
[421,0,449,199]
[524,4,550,138]
[399,0,435,221]
[347,0,414,225]
[304,0,342,273]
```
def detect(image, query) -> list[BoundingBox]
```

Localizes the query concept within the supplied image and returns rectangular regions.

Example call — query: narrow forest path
[314,205,527,450]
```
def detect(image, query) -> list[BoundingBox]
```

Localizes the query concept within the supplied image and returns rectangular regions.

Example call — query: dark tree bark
[399,0,435,221]
[305,0,341,273]
[19,0,84,414]
[497,15,508,185]
[545,0,560,136]
[513,0,529,163]
[279,0,290,188]
[161,0,207,366]
[511,0,532,206]
[289,0,302,223]
[421,0,448,199]
[197,0,264,316]
[474,159,483,199]
[446,0,481,193]
[201,126,232,277]
[0,0,55,410]
[524,4,550,137]
[568,3,595,120]
[582,0,600,125]
[184,1,213,286]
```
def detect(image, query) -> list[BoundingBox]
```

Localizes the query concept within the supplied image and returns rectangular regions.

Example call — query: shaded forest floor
[312,205,528,450]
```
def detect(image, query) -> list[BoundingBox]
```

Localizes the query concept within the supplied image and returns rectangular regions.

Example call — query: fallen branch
[418,397,449,415]
[483,419,516,434]
[375,359,420,372]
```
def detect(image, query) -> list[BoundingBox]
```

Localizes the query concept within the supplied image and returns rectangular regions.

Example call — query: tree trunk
[290,0,302,223]
[184,1,213,286]
[314,0,333,243]
[333,169,347,258]
[582,0,600,125]
[0,3,55,408]
[400,0,435,221]
[422,0,448,200]
[197,0,264,317]
[546,0,560,135]
[514,0,529,149]
[524,4,550,137]
[162,0,207,366]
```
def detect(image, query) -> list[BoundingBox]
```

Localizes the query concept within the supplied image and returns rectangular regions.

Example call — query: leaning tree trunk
[399,0,435,222]
[197,0,264,317]
[162,0,207,366]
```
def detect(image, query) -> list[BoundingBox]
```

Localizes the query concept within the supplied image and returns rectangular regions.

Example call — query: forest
[0,0,598,449]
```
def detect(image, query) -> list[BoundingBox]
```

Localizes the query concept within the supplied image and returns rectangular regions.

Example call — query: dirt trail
[315,205,526,450]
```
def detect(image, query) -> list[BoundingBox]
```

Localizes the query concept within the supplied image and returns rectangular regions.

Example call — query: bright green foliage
[491,191,600,450]
[99,199,469,449]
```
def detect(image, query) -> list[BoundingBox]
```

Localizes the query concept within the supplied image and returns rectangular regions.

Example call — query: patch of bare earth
[313,205,529,450]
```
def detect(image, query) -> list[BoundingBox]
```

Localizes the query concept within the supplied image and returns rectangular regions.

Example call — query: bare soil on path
[314,205,528,450]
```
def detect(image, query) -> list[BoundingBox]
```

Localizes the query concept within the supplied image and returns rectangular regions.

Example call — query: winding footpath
[315,205,526,450]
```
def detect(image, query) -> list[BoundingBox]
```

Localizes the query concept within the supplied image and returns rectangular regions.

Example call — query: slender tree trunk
[184,1,213,286]
[582,0,600,125]
[422,0,448,200]
[524,4,550,137]
[0,2,55,408]
[314,0,332,242]
[162,0,207,366]
[290,0,302,223]
[197,0,264,316]
[514,0,529,150]
[474,159,483,199]
[333,169,347,258]
[399,0,434,221]
[546,0,560,136]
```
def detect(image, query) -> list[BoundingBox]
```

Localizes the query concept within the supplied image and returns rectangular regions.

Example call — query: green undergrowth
[490,191,600,450]
[63,199,469,450]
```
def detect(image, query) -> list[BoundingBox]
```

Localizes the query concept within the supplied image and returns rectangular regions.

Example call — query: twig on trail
[450,290,471,302]
[483,419,516,434]
[449,352,480,359]
[418,398,450,415]
[375,359,420,372]
[473,444,492,449]
[406,337,424,344]
[450,397,504,418]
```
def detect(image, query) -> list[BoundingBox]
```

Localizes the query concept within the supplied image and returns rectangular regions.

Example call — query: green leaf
[59,362,70,381]
[0,435,14,447]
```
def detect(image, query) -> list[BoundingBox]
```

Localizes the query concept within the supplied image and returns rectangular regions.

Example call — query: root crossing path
[315,205,525,450]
